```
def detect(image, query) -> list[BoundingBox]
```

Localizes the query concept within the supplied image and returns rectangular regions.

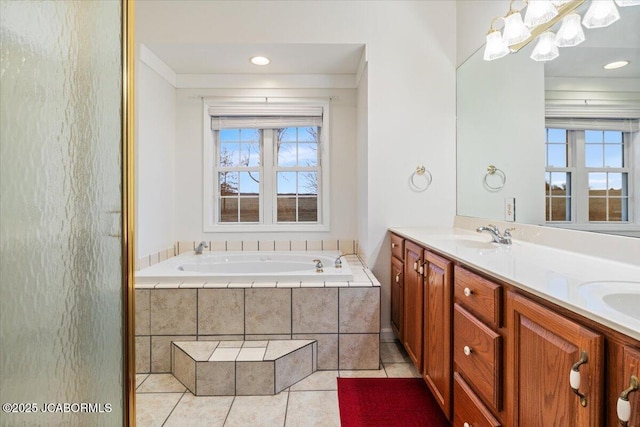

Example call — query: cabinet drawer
[454,266,502,328]
[454,372,501,427]
[454,304,502,411]
[390,234,404,260]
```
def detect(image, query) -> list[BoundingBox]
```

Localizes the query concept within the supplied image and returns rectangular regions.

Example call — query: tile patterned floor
[136,340,418,426]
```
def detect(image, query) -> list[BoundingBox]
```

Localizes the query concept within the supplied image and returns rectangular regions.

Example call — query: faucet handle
[504,227,515,236]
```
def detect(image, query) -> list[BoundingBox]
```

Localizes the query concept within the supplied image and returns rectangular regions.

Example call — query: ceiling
[544,4,640,79]
[144,43,365,75]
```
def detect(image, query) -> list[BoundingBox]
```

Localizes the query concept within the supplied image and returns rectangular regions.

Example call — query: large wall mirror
[457,4,640,237]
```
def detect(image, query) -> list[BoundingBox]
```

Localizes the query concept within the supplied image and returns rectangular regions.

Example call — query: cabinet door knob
[392,243,397,248]
[569,350,589,407]
[463,287,472,297]
[617,375,639,426]
[463,346,472,356]
[395,273,401,284]
[413,261,418,271]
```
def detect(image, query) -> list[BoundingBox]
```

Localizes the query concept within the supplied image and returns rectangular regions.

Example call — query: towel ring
[483,165,506,191]
[410,165,432,192]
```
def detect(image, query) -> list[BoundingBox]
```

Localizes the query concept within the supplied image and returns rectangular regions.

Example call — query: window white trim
[203,98,330,232]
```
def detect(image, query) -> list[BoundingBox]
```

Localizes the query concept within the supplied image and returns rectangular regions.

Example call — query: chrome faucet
[476,225,514,245]
[195,241,209,255]
[334,255,344,268]
[313,259,324,273]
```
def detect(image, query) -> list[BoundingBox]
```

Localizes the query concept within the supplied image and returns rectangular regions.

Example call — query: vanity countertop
[390,227,640,341]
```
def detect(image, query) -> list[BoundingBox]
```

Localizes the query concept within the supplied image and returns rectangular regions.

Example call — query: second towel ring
[410,165,432,192]
[483,165,506,191]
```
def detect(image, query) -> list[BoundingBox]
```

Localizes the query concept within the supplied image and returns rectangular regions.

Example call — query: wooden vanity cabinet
[607,344,640,426]
[507,291,604,426]
[423,252,453,419]
[403,240,424,371]
[391,255,404,341]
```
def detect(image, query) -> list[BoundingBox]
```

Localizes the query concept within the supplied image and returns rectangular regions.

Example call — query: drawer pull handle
[463,287,473,297]
[395,273,401,283]
[413,262,418,272]
[463,423,472,427]
[392,243,397,248]
[617,375,639,426]
[463,345,473,356]
[569,350,588,407]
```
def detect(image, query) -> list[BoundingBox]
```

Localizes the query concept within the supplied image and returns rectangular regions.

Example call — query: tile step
[171,339,317,396]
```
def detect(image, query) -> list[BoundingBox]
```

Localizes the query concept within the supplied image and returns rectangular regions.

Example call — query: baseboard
[380,327,395,342]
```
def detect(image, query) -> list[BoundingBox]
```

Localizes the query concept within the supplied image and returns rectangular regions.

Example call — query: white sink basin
[579,281,640,322]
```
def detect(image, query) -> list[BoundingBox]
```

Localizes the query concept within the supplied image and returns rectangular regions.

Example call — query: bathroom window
[204,100,330,232]
[545,125,633,225]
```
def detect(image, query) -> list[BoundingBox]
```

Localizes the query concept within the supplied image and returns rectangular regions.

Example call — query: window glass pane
[549,172,569,195]
[220,172,239,195]
[277,171,297,195]
[298,197,318,221]
[545,197,551,221]
[585,130,602,144]
[220,142,240,167]
[239,172,259,195]
[220,198,238,222]
[550,197,568,221]
[585,144,603,167]
[298,142,318,167]
[588,198,607,221]
[241,128,260,142]
[277,142,297,167]
[547,144,567,167]
[604,130,622,144]
[608,198,623,221]
[547,128,566,143]
[220,129,240,142]
[278,127,296,142]
[299,171,318,195]
[604,144,622,168]
[239,197,259,222]
[588,172,607,193]
[299,126,318,142]
[242,142,261,167]
[277,197,297,221]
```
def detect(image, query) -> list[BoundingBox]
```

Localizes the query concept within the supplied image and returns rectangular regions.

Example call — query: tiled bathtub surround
[172,340,317,395]
[136,239,358,270]
[135,255,380,373]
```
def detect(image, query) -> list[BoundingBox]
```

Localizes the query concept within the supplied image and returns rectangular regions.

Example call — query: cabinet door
[508,292,604,426]
[423,251,453,419]
[391,255,404,341]
[403,241,424,371]
[613,346,640,426]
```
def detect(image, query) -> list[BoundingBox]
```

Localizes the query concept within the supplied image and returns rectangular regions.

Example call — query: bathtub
[135,251,354,284]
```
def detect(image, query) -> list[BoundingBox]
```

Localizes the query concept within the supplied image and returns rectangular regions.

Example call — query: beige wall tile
[275,344,314,392]
[274,240,291,251]
[293,334,338,370]
[226,241,242,251]
[135,289,151,336]
[150,289,197,335]
[339,288,380,333]
[292,288,338,333]
[158,249,168,263]
[236,361,275,395]
[245,289,292,335]
[151,335,196,373]
[339,334,380,370]
[149,252,159,266]
[245,334,292,341]
[322,239,338,250]
[258,240,275,251]
[136,336,151,373]
[196,361,235,396]
[338,240,356,254]
[198,289,244,335]
[306,240,322,251]
[178,241,194,254]
[199,335,245,342]
[290,240,307,251]
[210,241,226,252]
[242,240,258,251]
[137,256,150,270]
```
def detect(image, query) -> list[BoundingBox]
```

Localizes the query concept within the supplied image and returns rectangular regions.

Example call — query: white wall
[174,87,358,242]
[136,0,458,334]
[136,60,176,257]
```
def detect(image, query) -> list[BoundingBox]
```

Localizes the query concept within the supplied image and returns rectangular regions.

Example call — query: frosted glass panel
[1,1,123,426]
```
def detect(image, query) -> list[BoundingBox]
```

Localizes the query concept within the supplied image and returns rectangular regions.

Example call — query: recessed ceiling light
[603,60,630,70]
[250,56,270,66]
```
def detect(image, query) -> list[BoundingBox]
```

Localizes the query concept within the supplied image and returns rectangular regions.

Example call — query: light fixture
[483,0,639,62]
[531,31,561,61]
[582,0,620,28]
[525,0,559,27]
[555,13,586,46]
[250,56,270,66]
[603,60,630,69]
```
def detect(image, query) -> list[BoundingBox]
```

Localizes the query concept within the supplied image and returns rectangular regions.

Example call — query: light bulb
[483,30,511,61]
[531,31,560,61]
[502,12,532,46]
[555,13,585,47]
[582,0,620,28]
